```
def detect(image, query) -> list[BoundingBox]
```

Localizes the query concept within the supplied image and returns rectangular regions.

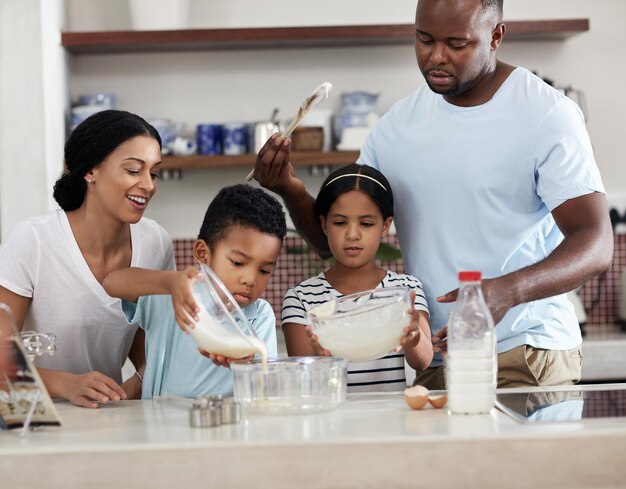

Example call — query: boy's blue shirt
[122,295,278,399]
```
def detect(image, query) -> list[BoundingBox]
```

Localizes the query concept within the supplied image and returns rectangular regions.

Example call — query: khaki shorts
[413,345,583,390]
[497,344,583,388]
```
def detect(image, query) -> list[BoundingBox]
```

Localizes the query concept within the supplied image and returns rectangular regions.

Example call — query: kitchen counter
[1,384,626,489]
[582,325,626,381]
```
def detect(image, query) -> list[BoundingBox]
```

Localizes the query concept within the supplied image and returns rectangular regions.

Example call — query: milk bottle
[445,271,497,414]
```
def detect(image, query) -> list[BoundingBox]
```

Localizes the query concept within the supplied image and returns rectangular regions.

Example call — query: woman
[0,110,174,408]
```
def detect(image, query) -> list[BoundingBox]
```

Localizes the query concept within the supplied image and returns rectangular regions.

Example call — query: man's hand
[251,133,330,256]
[252,134,306,199]
[432,327,448,354]
[436,276,517,326]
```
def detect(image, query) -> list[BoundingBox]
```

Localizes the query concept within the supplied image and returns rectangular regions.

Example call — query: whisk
[245,81,332,182]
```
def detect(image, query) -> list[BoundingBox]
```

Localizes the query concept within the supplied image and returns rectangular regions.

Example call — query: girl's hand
[198,348,253,368]
[305,325,332,356]
[395,295,422,352]
[398,290,434,371]
[168,267,202,332]
[398,323,421,351]
[65,371,127,409]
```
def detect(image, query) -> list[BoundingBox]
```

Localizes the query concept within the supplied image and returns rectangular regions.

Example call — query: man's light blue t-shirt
[358,67,604,363]
[123,295,277,399]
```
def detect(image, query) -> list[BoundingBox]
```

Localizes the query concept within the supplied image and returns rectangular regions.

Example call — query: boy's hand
[198,348,253,368]
[305,325,332,357]
[169,266,202,332]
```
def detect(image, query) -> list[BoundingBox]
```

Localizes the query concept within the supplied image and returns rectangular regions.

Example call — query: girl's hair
[315,163,394,219]
[53,110,161,211]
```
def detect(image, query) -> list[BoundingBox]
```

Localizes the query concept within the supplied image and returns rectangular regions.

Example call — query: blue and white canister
[197,124,223,155]
[222,123,248,155]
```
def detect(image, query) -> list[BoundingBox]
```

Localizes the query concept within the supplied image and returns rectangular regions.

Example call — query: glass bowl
[231,357,348,414]
[189,264,267,360]
[305,286,411,362]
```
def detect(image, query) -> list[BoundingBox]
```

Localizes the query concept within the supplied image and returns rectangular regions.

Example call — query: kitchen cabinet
[61,19,589,172]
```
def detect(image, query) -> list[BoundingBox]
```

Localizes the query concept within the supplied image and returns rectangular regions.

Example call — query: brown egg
[404,385,429,410]
[427,394,448,409]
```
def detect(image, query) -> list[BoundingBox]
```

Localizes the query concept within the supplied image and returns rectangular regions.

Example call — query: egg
[427,393,448,409]
[404,385,429,410]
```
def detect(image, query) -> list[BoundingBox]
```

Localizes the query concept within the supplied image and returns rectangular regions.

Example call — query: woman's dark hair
[198,184,287,250]
[53,110,161,211]
[315,163,394,219]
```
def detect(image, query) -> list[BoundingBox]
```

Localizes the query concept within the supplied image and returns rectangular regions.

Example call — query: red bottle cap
[458,271,482,281]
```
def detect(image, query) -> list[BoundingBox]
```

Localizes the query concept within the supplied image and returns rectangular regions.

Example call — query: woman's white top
[0,210,174,383]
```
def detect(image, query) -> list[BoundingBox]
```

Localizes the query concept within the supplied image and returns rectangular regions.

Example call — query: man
[252,0,613,389]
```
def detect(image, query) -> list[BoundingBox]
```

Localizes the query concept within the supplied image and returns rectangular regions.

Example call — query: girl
[0,110,175,408]
[282,163,432,392]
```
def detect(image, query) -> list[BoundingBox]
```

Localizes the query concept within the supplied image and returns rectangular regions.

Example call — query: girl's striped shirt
[281,270,429,392]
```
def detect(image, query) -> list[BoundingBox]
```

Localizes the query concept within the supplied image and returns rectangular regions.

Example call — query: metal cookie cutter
[220,397,241,424]
[189,396,222,428]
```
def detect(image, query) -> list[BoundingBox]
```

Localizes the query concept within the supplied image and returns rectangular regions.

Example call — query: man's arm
[253,134,330,256]
[437,192,613,325]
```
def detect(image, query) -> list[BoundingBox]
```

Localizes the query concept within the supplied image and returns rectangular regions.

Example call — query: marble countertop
[582,325,626,381]
[2,384,626,489]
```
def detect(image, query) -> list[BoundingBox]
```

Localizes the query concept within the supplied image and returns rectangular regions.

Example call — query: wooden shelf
[161,151,360,171]
[61,19,589,54]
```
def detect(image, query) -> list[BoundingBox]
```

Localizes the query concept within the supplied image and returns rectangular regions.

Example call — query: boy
[103,184,286,398]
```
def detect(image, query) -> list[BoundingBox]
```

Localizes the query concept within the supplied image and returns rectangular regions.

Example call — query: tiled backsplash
[173,235,404,327]
[579,234,626,326]
[174,233,626,328]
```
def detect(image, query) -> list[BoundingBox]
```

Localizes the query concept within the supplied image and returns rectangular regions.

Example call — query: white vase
[129,0,190,30]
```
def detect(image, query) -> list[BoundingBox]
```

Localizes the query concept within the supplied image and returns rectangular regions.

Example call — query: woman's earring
[86,179,94,184]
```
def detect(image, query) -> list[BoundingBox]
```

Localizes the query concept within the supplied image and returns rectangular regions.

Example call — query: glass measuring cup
[189,264,268,361]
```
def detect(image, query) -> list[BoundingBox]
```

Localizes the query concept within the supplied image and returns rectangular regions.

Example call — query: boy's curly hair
[198,184,287,249]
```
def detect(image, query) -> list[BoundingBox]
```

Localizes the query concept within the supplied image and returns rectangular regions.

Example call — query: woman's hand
[167,267,202,332]
[305,325,332,356]
[64,371,127,409]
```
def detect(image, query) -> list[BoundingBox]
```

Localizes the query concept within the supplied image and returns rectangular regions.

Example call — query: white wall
[12,0,626,239]
[0,0,68,238]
